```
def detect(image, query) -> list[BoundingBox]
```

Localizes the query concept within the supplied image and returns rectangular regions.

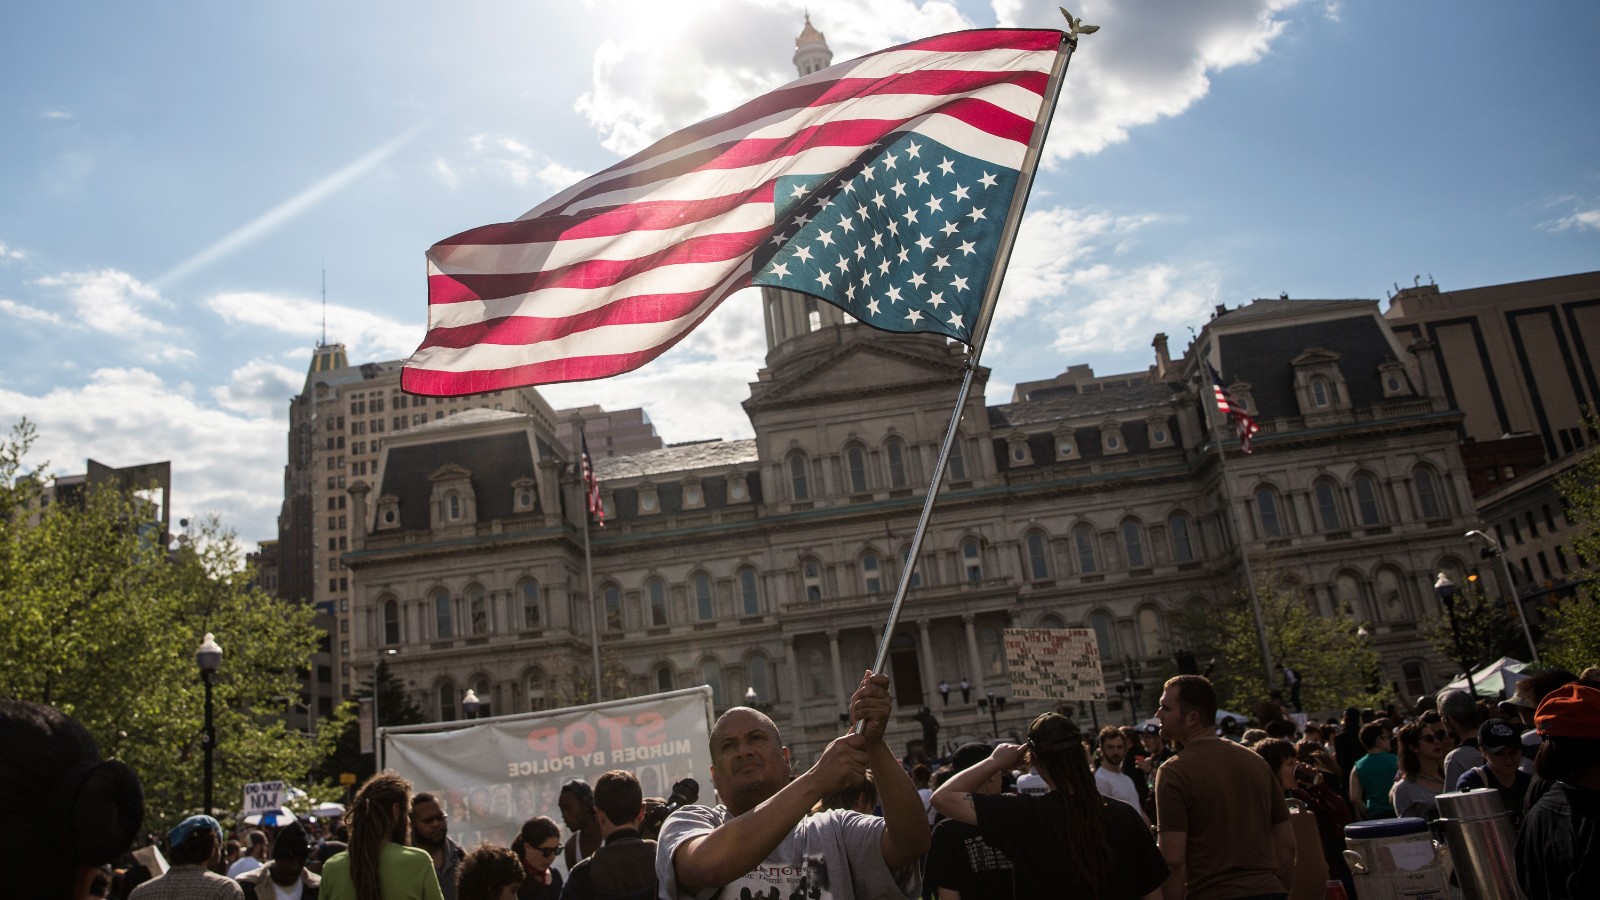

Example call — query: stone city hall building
[337,272,1493,761]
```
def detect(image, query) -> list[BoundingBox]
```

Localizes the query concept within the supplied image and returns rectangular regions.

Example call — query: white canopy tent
[1442,657,1529,699]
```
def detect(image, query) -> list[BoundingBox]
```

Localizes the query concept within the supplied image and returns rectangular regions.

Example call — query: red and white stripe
[403,29,1063,396]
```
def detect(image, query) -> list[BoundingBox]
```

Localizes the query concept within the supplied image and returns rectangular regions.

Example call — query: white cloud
[0,368,285,545]
[40,109,72,120]
[538,162,591,194]
[983,203,1216,359]
[0,240,26,262]
[435,133,588,194]
[205,290,420,361]
[433,158,460,188]
[212,358,304,418]
[0,299,62,325]
[34,268,173,336]
[1545,208,1600,232]
[992,0,1303,162]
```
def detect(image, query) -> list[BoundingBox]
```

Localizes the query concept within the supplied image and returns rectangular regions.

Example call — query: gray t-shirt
[1444,743,1484,790]
[656,804,919,900]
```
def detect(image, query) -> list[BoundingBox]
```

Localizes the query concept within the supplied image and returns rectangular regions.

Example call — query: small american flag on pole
[580,433,604,528]
[403,29,1066,395]
[1208,363,1261,453]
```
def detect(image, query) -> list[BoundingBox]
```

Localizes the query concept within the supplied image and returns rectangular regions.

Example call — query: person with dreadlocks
[930,712,1166,899]
[320,772,444,900]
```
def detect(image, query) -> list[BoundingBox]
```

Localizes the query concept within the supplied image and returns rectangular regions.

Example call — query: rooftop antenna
[320,265,327,348]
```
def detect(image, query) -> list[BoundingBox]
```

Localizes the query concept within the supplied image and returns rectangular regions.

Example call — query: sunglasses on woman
[535,844,561,857]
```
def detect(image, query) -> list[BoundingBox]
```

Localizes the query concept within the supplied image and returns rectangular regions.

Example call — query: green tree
[1422,580,1524,675]
[1545,428,1600,671]
[314,659,428,788]
[1176,569,1386,715]
[0,420,327,833]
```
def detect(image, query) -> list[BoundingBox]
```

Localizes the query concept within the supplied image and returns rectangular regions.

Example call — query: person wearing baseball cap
[130,815,242,900]
[236,822,320,899]
[1514,680,1600,899]
[1455,717,1534,827]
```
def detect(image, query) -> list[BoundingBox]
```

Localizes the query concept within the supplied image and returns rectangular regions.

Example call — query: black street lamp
[1433,573,1476,697]
[977,690,1006,738]
[1116,656,1144,724]
[196,632,223,817]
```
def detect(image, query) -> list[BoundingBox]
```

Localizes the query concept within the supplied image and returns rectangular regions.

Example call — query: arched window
[432,588,453,639]
[738,568,760,615]
[788,453,810,501]
[382,597,400,645]
[603,584,623,632]
[1037,613,1066,629]
[1310,376,1331,408]
[437,679,457,721]
[447,492,462,520]
[1122,520,1146,568]
[1401,660,1429,701]
[846,446,868,493]
[655,664,673,693]
[1335,572,1364,620]
[1315,479,1342,530]
[466,583,488,634]
[962,539,983,583]
[748,653,772,704]
[1414,466,1444,519]
[802,558,823,601]
[805,647,829,698]
[470,675,491,717]
[947,434,967,480]
[1137,607,1163,657]
[1256,487,1283,538]
[525,668,547,712]
[862,552,882,595]
[886,439,908,488]
[1376,568,1407,621]
[520,580,541,629]
[899,545,924,588]
[979,626,1005,677]
[1024,531,1051,580]
[1169,514,1195,562]
[694,573,714,621]
[701,658,724,709]
[647,578,668,627]
[1074,525,1098,574]
[1088,610,1117,659]
[1354,474,1383,525]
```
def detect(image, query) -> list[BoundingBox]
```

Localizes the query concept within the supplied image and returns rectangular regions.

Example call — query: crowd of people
[5,663,1598,900]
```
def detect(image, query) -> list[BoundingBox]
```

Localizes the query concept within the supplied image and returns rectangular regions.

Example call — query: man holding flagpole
[657,671,930,900]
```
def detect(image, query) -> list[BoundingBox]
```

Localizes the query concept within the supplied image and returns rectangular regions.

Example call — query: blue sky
[2,0,1596,547]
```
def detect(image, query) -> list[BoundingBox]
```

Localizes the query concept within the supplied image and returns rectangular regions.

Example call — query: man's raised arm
[852,672,932,870]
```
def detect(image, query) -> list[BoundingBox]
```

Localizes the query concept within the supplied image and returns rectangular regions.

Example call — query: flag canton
[751,133,1019,344]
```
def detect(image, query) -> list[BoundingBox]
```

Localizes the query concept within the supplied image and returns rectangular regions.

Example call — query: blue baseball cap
[168,814,222,849]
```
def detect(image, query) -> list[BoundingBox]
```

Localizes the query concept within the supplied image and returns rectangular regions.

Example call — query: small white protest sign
[243,780,285,814]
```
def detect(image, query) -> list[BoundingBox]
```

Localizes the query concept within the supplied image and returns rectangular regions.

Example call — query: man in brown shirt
[1153,675,1295,900]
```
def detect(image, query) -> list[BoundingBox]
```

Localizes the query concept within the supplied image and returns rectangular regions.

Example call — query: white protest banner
[243,780,285,814]
[1004,627,1106,701]
[385,686,714,849]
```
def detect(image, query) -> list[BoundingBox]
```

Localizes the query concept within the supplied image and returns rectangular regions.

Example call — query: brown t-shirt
[1154,737,1290,900]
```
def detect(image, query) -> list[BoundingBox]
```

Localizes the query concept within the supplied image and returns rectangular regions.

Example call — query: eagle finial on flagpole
[1059,7,1100,45]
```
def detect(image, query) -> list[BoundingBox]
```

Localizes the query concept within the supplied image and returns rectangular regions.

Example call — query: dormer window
[1147,417,1171,448]
[1100,421,1127,456]
[447,492,462,520]
[682,479,705,509]
[1054,427,1079,461]
[1006,432,1033,467]
[1378,360,1414,399]
[637,482,660,515]
[428,464,476,528]
[511,476,538,514]
[1290,348,1349,416]
[1310,377,1331,408]
[375,494,401,531]
[727,473,750,503]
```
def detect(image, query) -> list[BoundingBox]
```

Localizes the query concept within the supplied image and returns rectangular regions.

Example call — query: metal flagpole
[861,21,1090,698]
[578,418,603,702]
[1202,361,1275,692]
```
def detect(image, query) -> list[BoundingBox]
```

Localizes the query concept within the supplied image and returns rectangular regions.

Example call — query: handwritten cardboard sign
[243,780,285,813]
[1004,628,1106,701]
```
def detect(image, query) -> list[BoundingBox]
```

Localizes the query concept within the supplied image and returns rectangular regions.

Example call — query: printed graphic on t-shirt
[724,853,832,900]
[963,835,1013,873]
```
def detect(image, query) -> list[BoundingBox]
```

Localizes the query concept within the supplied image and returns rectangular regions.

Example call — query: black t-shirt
[974,791,1166,899]
[924,818,1016,899]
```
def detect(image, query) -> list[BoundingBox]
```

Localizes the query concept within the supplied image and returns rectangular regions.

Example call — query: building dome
[792,14,833,76]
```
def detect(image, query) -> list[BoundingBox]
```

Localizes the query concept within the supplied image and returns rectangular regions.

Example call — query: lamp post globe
[1433,572,1475,697]
[196,632,222,817]
[744,686,757,705]
[462,688,481,719]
